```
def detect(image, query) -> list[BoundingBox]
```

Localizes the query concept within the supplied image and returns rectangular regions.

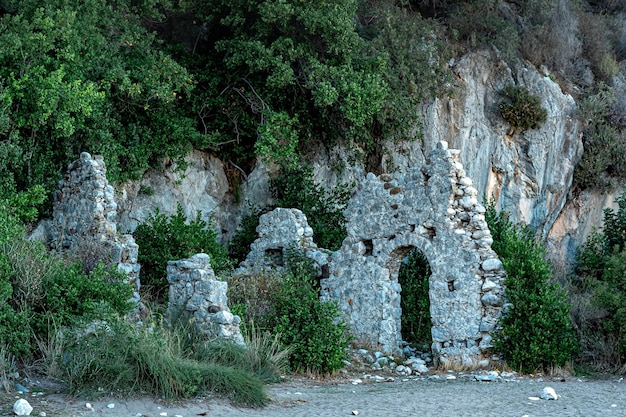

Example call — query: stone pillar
[167,253,244,345]
[49,152,142,313]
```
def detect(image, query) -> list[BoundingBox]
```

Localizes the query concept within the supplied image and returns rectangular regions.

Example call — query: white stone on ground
[540,386,559,400]
[13,399,33,416]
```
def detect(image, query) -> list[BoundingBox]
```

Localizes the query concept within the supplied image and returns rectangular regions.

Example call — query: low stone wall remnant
[167,253,244,345]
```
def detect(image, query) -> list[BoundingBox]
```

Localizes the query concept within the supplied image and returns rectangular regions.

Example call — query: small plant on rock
[499,85,548,135]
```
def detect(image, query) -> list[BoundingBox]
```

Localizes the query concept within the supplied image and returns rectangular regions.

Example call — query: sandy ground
[2,372,624,417]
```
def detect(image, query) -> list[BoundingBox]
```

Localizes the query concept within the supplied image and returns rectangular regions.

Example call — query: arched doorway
[398,247,432,350]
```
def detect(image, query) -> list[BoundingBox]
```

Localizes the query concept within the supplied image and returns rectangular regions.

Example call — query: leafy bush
[593,250,626,365]
[0,0,198,197]
[227,271,282,333]
[270,166,351,251]
[0,199,135,358]
[398,248,432,347]
[269,249,351,374]
[167,0,387,168]
[37,263,134,329]
[576,189,626,370]
[499,85,548,134]
[574,84,626,191]
[358,2,456,145]
[228,208,262,265]
[486,202,579,373]
[134,203,233,299]
[448,0,520,64]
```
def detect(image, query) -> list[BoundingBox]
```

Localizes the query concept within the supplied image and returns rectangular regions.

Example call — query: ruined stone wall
[49,152,141,307]
[167,253,244,345]
[238,142,506,369]
[235,207,332,275]
[322,142,505,368]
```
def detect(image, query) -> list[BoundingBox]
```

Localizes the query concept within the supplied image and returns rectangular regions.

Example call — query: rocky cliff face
[114,51,615,265]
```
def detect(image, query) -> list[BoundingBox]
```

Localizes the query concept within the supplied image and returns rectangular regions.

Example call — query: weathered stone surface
[241,142,506,369]
[49,152,142,312]
[320,142,505,369]
[235,207,331,275]
[167,253,244,345]
[115,150,230,236]
[418,51,583,241]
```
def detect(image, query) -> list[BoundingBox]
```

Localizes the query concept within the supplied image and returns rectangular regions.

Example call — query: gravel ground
[2,372,624,417]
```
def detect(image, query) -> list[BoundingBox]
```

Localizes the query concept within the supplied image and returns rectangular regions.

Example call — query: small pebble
[85,403,93,409]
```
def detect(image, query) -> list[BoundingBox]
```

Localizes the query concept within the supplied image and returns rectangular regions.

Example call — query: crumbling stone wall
[242,142,506,369]
[323,141,505,368]
[49,152,141,307]
[167,253,244,345]
[235,207,331,275]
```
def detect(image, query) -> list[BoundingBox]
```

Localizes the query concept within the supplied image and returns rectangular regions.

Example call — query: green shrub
[227,270,282,333]
[576,189,626,369]
[594,250,626,362]
[486,202,579,373]
[359,2,456,145]
[574,84,626,191]
[228,208,262,265]
[448,0,521,64]
[499,85,548,134]
[134,203,233,300]
[0,197,135,358]
[398,248,432,347]
[270,166,351,251]
[0,0,198,196]
[269,249,351,374]
[38,262,134,329]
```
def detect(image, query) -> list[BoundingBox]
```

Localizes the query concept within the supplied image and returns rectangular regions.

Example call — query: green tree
[133,204,233,300]
[486,202,579,373]
[0,0,198,197]
[162,0,388,167]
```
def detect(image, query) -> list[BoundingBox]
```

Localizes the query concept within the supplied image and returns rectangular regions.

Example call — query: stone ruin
[49,152,142,309]
[48,152,243,344]
[167,253,244,345]
[49,142,506,368]
[238,142,506,369]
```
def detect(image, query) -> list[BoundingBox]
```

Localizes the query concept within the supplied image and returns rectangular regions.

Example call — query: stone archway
[397,246,432,348]
[320,142,506,369]
[234,142,506,369]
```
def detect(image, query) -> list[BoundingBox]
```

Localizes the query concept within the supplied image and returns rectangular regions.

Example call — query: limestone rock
[540,387,559,400]
[13,399,33,416]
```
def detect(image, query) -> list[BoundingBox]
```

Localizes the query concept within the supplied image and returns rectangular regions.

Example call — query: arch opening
[398,247,432,351]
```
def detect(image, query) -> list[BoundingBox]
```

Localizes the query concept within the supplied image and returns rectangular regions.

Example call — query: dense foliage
[269,249,351,374]
[133,204,233,299]
[270,166,351,251]
[398,248,432,347]
[486,202,579,373]
[0,201,134,359]
[230,248,351,374]
[0,0,199,199]
[576,190,626,369]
